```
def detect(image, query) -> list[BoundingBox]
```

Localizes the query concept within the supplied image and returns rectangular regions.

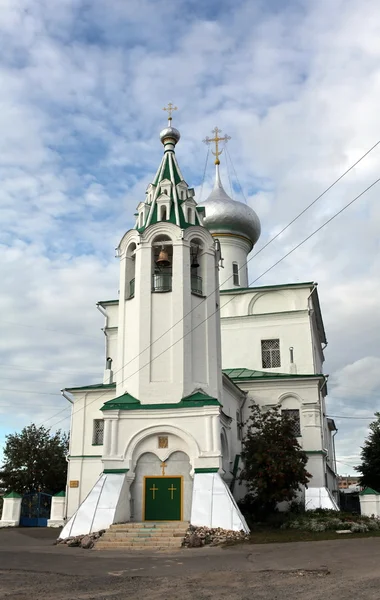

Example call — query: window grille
[261,339,281,368]
[232,263,239,286]
[282,409,301,437]
[93,419,104,445]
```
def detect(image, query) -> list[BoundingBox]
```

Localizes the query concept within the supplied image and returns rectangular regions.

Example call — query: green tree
[356,412,380,491]
[239,404,311,514]
[0,424,69,495]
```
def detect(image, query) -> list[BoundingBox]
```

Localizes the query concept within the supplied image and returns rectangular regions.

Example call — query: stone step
[96,544,181,551]
[109,522,188,530]
[97,542,182,549]
[101,537,183,544]
[105,530,187,537]
[103,533,186,540]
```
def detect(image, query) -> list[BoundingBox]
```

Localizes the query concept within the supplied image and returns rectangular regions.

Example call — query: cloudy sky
[1,0,380,475]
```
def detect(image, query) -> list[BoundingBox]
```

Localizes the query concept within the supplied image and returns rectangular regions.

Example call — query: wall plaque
[158,436,168,449]
[69,480,79,488]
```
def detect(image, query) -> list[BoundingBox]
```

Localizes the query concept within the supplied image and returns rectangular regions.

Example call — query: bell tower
[115,109,223,405]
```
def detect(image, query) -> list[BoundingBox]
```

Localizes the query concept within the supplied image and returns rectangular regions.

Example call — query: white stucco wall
[219,285,322,375]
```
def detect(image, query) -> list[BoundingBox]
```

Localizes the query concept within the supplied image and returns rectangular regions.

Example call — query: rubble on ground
[55,530,105,549]
[182,525,249,547]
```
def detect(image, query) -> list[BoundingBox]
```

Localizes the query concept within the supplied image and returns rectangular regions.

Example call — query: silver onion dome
[160,126,181,145]
[198,166,261,249]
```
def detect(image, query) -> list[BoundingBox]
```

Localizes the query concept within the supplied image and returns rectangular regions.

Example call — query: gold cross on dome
[160,461,167,476]
[150,484,159,500]
[203,126,231,165]
[163,102,178,122]
[168,484,177,500]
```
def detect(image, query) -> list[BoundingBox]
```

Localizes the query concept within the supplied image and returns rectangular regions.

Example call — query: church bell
[156,246,171,268]
[191,248,199,269]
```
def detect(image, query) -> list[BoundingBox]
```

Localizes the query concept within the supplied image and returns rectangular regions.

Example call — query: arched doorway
[130,451,192,522]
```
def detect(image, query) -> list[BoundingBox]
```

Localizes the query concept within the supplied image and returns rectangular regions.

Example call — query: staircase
[95,521,189,551]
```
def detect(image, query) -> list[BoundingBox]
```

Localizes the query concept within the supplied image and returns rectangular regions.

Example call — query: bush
[351,523,369,533]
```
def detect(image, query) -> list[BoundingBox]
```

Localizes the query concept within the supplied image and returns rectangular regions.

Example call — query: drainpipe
[332,429,338,475]
[61,390,73,521]
[319,376,329,487]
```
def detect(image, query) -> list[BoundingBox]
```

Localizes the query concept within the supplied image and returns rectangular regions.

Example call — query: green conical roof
[135,122,201,232]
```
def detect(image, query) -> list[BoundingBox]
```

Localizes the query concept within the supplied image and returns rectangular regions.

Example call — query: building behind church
[60,111,338,538]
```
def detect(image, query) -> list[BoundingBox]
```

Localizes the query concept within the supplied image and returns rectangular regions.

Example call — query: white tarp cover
[60,473,125,538]
[305,487,339,511]
[190,473,249,532]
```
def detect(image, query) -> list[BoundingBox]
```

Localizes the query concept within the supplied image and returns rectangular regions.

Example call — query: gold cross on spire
[203,126,231,165]
[163,102,178,122]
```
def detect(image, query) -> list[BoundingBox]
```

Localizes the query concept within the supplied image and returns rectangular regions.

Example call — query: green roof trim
[69,455,102,459]
[360,487,380,496]
[54,491,66,497]
[65,382,116,392]
[4,491,21,498]
[222,368,323,381]
[101,390,220,411]
[181,391,218,402]
[103,469,129,474]
[97,300,119,306]
[220,282,315,294]
[194,468,219,473]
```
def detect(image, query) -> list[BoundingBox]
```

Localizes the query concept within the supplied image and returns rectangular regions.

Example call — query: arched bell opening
[151,234,173,293]
[189,238,204,296]
[126,242,137,299]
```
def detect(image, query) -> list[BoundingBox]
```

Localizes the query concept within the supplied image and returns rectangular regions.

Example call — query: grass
[237,529,380,545]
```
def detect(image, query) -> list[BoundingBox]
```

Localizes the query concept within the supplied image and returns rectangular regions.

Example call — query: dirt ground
[1,528,380,599]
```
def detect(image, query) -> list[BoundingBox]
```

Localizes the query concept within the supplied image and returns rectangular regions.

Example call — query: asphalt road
[1,528,380,599]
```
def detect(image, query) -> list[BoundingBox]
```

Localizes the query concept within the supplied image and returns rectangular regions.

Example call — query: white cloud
[1,0,380,473]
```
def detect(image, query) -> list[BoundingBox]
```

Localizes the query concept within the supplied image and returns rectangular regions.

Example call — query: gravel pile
[55,530,105,549]
[182,525,249,547]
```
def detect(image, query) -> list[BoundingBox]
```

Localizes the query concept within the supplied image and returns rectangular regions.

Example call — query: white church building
[60,111,338,537]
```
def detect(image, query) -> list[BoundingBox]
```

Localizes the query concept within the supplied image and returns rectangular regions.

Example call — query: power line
[45,174,380,432]
[36,406,71,428]
[0,364,100,375]
[0,320,101,340]
[199,146,210,203]
[0,375,89,386]
[3,141,379,377]
[0,388,62,396]
[327,414,374,420]
[89,140,380,388]
[225,145,248,204]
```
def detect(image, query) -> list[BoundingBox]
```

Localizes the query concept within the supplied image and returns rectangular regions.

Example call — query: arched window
[232,262,240,286]
[152,234,173,293]
[181,190,185,200]
[190,239,203,295]
[139,212,144,228]
[161,206,167,221]
[126,242,137,299]
[187,208,192,223]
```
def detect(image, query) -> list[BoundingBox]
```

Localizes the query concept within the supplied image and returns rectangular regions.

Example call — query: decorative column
[110,420,118,456]
[0,492,22,527]
[103,418,112,456]
[47,491,66,528]
[205,415,213,452]
[212,416,220,453]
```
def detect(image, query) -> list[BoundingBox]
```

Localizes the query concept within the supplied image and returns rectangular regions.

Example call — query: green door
[144,477,182,521]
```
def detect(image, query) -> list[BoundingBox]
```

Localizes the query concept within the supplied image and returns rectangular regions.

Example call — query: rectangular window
[232,263,240,286]
[261,339,281,368]
[92,419,104,445]
[282,409,301,437]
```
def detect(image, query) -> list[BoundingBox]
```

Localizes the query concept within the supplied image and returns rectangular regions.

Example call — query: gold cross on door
[168,484,177,500]
[150,484,159,500]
